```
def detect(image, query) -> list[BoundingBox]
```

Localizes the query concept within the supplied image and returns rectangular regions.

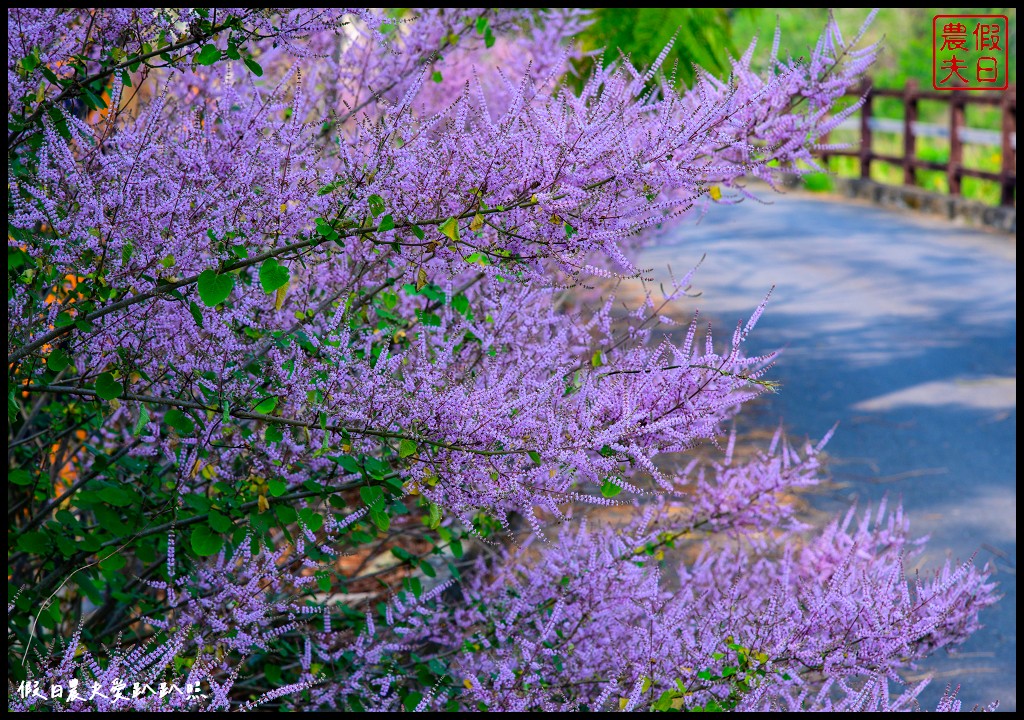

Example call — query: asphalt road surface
[632,190,1016,711]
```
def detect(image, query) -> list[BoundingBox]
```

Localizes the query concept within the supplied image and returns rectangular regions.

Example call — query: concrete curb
[782,175,1016,234]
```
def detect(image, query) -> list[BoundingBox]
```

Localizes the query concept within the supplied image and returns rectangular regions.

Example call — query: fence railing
[818,79,1016,207]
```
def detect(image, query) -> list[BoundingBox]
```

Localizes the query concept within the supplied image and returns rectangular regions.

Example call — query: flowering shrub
[7,7,998,712]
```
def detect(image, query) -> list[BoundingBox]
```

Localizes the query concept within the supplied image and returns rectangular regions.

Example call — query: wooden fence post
[902,80,919,187]
[818,81,1014,206]
[949,93,965,197]
[1000,88,1016,207]
[859,78,873,180]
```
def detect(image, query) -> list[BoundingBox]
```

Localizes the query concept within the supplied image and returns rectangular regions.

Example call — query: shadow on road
[620,190,1016,711]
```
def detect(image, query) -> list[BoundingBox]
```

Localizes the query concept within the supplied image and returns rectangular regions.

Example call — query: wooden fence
[819,79,1016,207]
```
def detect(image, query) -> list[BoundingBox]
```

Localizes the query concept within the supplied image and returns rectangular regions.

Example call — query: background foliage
[580,8,1016,205]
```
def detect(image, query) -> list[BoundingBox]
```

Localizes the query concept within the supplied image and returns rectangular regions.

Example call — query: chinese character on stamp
[933,14,1009,90]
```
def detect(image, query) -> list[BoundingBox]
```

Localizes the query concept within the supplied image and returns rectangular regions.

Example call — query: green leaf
[243,57,263,76]
[8,245,30,269]
[76,573,102,604]
[263,664,282,686]
[46,107,72,140]
[316,571,332,593]
[398,438,417,458]
[600,479,623,498]
[317,180,345,196]
[438,217,460,243]
[450,538,463,559]
[164,408,195,435]
[431,70,443,83]
[367,194,386,217]
[99,486,134,507]
[591,350,604,368]
[266,425,283,443]
[275,504,297,524]
[195,44,221,66]
[654,691,678,712]
[17,531,51,554]
[131,404,151,436]
[360,485,385,510]
[336,456,361,475]
[248,512,269,536]
[56,535,77,558]
[82,87,106,111]
[47,348,71,373]
[370,508,390,532]
[452,294,470,317]
[484,28,496,48]
[298,508,324,532]
[10,469,32,486]
[427,502,442,530]
[475,16,488,34]
[184,493,212,512]
[377,214,394,232]
[208,509,233,533]
[189,300,204,328]
[259,258,289,293]
[391,546,413,561]
[253,396,278,414]
[95,372,123,400]
[527,450,542,465]
[364,456,389,478]
[402,576,423,598]
[197,269,234,307]
[404,693,424,712]
[39,64,63,87]
[191,525,223,556]
[385,475,405,495]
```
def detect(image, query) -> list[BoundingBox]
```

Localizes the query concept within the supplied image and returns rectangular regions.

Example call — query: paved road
[634,191,1016,711]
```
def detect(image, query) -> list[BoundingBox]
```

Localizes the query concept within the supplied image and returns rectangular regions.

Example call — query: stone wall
[781,175,1016,234]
